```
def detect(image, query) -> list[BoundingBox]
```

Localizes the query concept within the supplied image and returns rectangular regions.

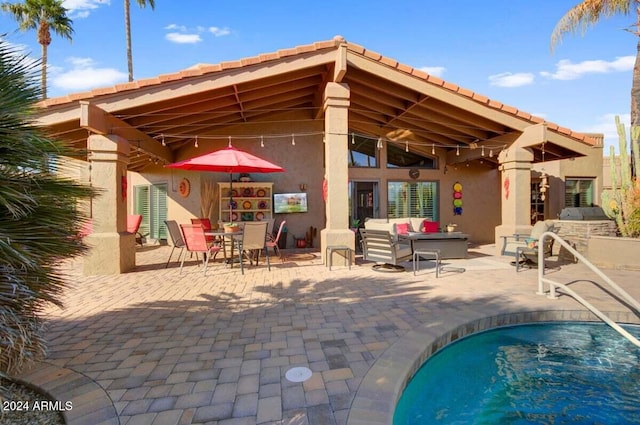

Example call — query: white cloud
[418,66,446,78]
[165,32,202,44]
[540,56,634,81]
[62,0,106,19]
[488,72,535,88]
[51,56,126,91]
[163,24,231,43]
[165,24,187,32]
[580,113,630,154]
[209,26,231,37]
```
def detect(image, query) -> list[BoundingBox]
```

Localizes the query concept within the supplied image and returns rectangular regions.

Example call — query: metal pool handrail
[536,231,640,348]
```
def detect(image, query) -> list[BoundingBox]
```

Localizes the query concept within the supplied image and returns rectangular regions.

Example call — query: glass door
[349,181,379,228]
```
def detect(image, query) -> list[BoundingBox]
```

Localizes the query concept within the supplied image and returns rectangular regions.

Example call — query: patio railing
[536,231,640,348]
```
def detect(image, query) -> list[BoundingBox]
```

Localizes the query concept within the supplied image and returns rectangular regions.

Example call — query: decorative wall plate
[256,189,267,197]
[453,182,463,192]
[256,212,265,221]
[242,200,252,209]
[229,201,237,210]
[258,201,268,209]
[243,187,253,197]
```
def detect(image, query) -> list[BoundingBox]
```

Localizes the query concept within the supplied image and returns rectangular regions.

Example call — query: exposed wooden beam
[80,102,173,163]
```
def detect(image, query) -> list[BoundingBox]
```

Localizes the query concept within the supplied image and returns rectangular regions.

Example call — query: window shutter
[134,186,150,237]
[150,183,168,239]
[388,182,438,221]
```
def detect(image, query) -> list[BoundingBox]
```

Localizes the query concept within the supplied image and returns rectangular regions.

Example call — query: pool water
[394,322,640,424]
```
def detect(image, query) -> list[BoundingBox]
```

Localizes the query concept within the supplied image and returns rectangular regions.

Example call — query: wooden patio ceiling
[37,40,592,172]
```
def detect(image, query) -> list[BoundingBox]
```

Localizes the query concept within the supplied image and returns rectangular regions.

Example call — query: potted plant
[223,222,241,233]
[446,223,457,233]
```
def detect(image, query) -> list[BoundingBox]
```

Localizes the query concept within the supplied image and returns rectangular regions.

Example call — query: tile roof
[39,35,597,146]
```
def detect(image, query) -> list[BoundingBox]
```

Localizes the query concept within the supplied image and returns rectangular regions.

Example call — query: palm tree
[551,0,640,175]
[0,38,93,382]
[125,0,155,82]
[1,0,73,99]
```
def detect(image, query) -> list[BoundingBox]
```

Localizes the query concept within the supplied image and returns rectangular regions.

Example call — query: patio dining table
[205,230,244,269]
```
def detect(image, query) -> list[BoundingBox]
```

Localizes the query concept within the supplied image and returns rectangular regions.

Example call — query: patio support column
[321,82,355,264]
[494,144,534,255]
[84,134,136,275]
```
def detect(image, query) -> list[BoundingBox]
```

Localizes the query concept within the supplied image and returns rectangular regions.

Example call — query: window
[565,178,594,207]
[134,183,168,240]
[387,181,438,220]
[348,134,378,167]
[386,143,437,169]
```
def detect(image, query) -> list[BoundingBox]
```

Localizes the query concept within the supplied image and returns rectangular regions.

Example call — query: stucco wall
[129,114,326,248]
[350,146,501,244]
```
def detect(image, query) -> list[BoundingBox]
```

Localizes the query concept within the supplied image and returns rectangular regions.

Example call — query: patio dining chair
[179,224,222,276]
[191,218,216,245]
[127,214,144,247]
[164,220,186,268]
[239,221,270,274]
[266,220,286,263]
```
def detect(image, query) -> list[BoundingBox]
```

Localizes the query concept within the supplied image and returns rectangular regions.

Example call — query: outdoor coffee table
[400,231,469,259]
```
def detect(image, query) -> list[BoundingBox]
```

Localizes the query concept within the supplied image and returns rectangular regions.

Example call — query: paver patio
[15,244,640,425]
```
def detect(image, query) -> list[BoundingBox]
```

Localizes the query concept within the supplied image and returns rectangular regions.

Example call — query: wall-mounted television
[273,192,308,213]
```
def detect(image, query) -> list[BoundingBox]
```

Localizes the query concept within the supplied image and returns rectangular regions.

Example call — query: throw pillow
[396,223,410,235]
[525,238,538,249]
[421,220,439,233]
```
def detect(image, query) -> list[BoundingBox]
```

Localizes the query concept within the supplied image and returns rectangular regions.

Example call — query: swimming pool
[394,322,640,424]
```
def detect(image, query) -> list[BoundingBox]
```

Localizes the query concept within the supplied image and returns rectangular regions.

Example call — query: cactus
[305,226,318,248]
[601,116,640,237]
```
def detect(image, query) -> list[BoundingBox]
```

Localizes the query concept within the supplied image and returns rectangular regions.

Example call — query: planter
[446,225,457,233]
[224,225,241,233]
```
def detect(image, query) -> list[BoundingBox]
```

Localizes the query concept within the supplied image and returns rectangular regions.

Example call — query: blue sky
[1,0,636,153]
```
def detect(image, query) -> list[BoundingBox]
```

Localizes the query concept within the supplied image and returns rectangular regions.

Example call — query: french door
[134,183,168,241]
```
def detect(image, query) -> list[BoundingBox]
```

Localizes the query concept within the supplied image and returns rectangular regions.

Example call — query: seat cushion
[530,220,551,239]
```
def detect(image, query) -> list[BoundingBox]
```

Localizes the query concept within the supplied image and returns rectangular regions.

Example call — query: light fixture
[489,149,493,158]
[431,144,435,155]
[351,132,355,144]
[456,145,460,156]
[260,136,264,148]
[194,136,198,148]
[405,141,409,152]
[481,145,485,156]
[228,136,232,147]
[161,134,166,146]
[377,137,383,149]
[291,134,295,146]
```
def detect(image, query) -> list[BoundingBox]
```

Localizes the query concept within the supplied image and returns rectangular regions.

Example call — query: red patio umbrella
[166,146,285,222]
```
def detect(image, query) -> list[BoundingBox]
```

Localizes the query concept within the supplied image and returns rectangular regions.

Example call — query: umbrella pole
[229,172,233,223]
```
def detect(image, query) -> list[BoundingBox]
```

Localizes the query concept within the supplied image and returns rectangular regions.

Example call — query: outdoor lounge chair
[359,228,412,269]
[501,220,557,271]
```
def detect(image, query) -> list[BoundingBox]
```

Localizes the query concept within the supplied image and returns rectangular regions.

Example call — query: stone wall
[550,219,617,255]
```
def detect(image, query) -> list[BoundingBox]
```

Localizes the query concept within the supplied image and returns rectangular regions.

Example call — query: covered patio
[36,36,600,275]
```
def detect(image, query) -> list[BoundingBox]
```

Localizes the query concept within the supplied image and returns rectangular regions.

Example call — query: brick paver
[13,245,640,425]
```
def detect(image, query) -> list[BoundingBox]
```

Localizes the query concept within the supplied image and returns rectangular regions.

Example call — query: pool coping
[346,309,640,425]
